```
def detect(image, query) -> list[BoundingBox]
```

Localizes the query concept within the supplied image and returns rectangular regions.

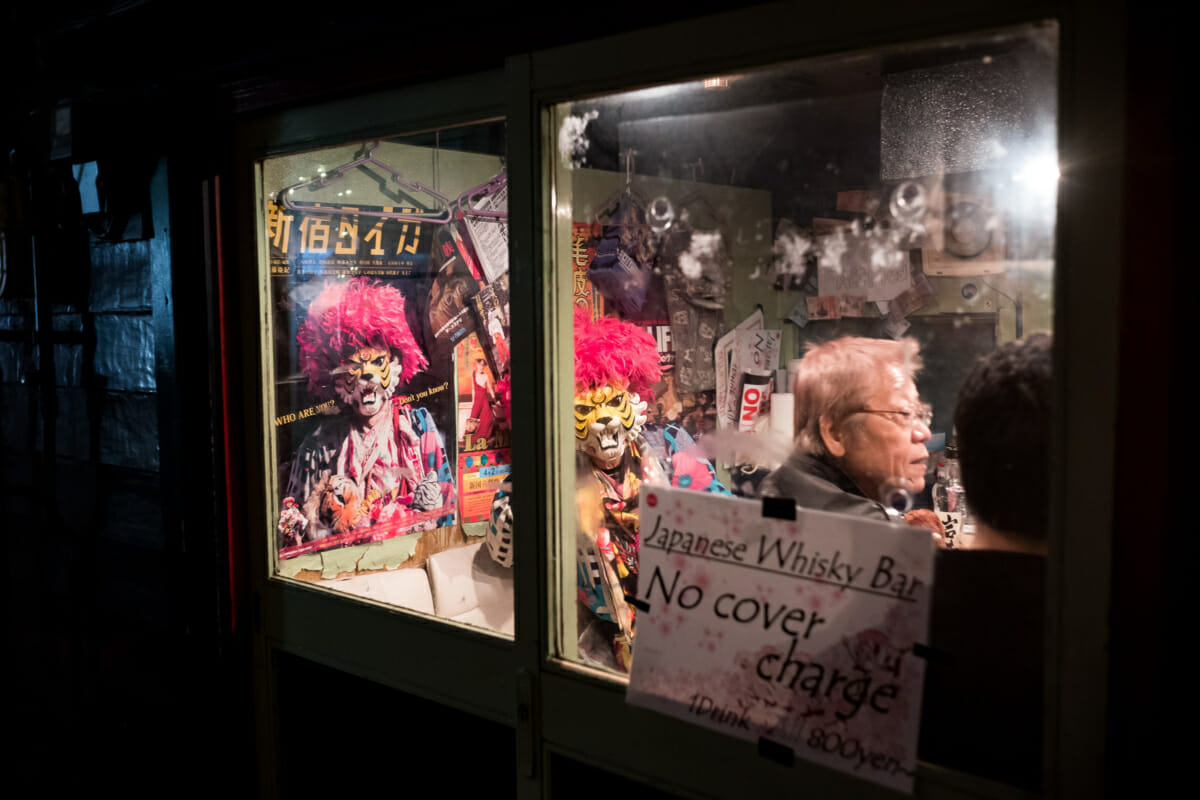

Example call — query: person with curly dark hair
[920,333,1052,792]
[954,331,1052,552]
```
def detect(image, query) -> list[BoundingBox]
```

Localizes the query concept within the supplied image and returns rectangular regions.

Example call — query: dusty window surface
[261,122,515,636]
[551,24,1056,792]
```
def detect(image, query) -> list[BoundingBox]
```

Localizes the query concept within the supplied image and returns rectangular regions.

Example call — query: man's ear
[819,414,847,458]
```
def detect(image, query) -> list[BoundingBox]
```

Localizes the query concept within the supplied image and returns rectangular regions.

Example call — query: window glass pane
[261,122,514,636]
[550,24,1055,790]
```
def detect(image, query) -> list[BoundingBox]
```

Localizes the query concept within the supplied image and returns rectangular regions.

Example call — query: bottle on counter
[934,444,974,545]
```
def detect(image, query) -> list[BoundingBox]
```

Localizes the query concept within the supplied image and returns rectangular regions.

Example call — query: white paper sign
[627,487,933,793]
[715,309,763,431]
[462,182,509,283]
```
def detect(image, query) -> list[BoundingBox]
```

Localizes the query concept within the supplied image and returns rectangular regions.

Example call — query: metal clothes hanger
[593,149,649,227]
[277,141,453,223]
[454,171,508,220]
[676,158,726,228]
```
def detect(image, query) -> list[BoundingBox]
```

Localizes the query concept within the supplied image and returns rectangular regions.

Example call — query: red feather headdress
[573,308,662,398]
[297,278,428,401]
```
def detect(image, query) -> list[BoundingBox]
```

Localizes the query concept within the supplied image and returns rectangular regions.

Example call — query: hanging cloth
[586,193,655,317]
[657,223,729,393]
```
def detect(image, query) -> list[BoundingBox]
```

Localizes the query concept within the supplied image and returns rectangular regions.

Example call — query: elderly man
[760,336,932,520]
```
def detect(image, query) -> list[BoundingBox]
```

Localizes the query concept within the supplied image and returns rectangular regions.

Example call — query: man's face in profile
[838,368,932,499]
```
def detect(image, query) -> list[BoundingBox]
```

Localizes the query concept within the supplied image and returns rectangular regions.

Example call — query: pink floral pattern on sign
[627,488,932,793]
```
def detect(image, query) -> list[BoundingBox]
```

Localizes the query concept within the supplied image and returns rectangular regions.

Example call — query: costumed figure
[572,310,728,671]
[278,278,456,551]
[486,477,515,569]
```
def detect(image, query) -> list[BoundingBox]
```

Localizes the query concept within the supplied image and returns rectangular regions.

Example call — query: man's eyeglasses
[853,403,933,430]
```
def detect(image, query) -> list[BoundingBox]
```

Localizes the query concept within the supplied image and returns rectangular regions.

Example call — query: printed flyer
[627,487,932,792]
[267,199,459,559]
[457,448,511,524]
[471,272,511,380]
[460,178,509,284]
[455,331,511,524]
[427,224,486,361]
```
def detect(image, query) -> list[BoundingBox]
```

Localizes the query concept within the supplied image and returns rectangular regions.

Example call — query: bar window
[260,122,515,636]
[549,23,1056,790]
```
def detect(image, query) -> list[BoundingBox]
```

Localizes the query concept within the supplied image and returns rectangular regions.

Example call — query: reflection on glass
[551,23,1055,791]
[262,125,514,636]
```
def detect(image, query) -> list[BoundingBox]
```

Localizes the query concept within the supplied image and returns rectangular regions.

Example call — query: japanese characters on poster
[268,195,509,560]
[571,222,603,316]
[627,487,932,793]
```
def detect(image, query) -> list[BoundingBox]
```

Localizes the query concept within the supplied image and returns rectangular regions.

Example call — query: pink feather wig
[573,308,662,398]
[297,278,429,402]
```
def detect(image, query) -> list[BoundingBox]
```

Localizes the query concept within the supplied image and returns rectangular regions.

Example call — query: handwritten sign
[626,487,932,792]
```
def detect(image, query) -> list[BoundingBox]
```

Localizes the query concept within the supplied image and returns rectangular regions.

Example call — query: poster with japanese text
[267,199,459,559]
[627,487,932,793]
[571,222,603,317]
[455,332,511,523]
